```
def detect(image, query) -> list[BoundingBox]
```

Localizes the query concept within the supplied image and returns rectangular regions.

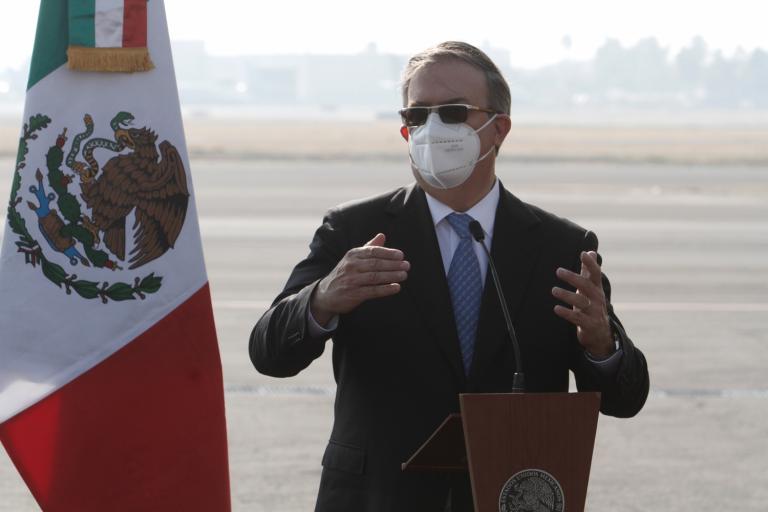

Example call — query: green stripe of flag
[68,0,97,48]
[27,0,69,90]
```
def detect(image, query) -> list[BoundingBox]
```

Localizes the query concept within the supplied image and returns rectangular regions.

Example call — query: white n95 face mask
[408,112,497,190]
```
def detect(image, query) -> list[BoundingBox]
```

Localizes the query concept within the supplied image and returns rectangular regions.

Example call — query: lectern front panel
[460,392,600,512]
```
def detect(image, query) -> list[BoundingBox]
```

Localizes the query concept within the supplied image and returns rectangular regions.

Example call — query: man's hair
[400,41,511,115]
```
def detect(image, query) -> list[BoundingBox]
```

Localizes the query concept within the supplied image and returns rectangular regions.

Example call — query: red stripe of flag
[0,284,231,511]
[122,0,148,47]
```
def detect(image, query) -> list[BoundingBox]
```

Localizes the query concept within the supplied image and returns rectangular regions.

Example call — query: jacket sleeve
[571,230,650,418]
[249,208,348,377]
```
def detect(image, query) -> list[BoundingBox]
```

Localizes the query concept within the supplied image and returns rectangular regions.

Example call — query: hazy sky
[1,0,766,70]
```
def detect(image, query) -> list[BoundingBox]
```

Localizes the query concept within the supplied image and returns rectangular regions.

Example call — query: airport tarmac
[1,157,767,510]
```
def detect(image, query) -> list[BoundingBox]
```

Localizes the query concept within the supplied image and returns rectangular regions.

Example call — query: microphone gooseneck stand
[468,220,525,393]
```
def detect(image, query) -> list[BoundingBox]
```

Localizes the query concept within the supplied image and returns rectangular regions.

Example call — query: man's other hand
[310,233,410,327]
[552,251,614,358]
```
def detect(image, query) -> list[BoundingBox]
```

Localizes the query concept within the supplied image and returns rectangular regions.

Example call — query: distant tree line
[1,37,766,111]
[508,37,768,109]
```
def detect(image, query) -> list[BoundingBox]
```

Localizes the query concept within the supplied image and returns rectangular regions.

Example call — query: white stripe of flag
[95,0,125,48]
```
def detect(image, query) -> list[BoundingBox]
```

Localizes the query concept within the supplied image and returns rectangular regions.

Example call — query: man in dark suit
[250,41,649,512]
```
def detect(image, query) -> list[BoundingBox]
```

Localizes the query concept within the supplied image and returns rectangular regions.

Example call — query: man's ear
[400,125,409,141]
[494,114,512,148]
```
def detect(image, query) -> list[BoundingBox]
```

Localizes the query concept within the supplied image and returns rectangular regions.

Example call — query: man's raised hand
[310,233,409,327]
[552,251,614,358]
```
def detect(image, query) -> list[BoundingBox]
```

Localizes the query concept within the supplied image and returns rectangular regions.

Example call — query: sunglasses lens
[438,105,468,124]
[401,108,428,126]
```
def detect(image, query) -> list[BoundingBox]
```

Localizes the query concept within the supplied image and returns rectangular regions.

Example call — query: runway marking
[613,302,768,312]
[214,299,273,310]
[212,300,768,313]
[225,384,335,396]
[653,388,768,399]
[224,384,768,399]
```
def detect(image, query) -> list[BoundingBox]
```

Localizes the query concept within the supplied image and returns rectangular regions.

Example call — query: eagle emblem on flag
[8,112,189,303]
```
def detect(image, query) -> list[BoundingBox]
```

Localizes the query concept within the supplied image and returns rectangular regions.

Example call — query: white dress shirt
[308,180,622,372]
[424,178,499,282]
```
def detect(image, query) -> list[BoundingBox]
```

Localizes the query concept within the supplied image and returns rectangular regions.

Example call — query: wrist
[587,344,613,359]
[309,286,334,328]
[586,327,620,359]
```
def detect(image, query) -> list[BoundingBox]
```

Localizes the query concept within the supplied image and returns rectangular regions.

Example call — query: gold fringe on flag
[67,46,154,73]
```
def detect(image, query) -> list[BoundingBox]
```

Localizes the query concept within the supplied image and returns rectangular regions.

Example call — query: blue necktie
[446,213,482,376]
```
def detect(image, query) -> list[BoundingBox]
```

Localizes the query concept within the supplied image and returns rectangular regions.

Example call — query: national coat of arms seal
[7,112,189,303]
[498,469,565,512]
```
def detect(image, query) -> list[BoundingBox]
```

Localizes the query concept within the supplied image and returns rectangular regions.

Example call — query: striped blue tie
[446,213,482,376]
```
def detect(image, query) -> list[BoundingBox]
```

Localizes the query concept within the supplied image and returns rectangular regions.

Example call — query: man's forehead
[407,59,488,107]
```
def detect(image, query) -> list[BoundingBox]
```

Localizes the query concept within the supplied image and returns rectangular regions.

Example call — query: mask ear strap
[477,144,496,163]
[474,114,499,164]
[408,151,450,189]
[475,113,498,134]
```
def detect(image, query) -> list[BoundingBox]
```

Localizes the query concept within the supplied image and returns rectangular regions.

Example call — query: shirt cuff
[585,345,623,375]
[306,307,339,338]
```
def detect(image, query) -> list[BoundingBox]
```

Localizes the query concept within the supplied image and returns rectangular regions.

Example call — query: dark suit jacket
[249,182,649,512]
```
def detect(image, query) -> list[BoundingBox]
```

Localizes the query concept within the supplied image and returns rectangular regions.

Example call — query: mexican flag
[0,1,231,510]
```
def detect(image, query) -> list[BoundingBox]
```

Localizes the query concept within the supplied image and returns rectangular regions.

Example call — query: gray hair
[400,41,511,115]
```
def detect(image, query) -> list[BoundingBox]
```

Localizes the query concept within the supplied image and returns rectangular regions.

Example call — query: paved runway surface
[1,158,767,510]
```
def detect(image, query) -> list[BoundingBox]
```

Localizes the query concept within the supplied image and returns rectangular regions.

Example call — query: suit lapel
[385,185,466,384]
[469,184,543,385]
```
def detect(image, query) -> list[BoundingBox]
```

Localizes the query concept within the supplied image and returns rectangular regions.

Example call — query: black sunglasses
[398,103,497,127]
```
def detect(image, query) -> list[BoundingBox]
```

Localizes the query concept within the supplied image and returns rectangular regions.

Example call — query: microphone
[468,220,525,393]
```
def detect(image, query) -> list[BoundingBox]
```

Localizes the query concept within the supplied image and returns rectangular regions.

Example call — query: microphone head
[468,220,485,242]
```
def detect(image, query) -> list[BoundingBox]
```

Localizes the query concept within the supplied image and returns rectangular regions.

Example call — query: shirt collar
[424,179,500,238]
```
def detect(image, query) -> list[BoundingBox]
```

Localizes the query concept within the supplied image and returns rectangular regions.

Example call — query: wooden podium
[402,392,601,512]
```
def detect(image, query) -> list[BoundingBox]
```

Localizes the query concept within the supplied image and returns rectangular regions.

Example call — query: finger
[357,282,402,300]
[354,245,404,261]
[580,251,603,286]
[555,267,591,291]
[353,270,408,286]
[553,304,587,327]
[579,252,591,280]
[556,267,604,302]
[364,233,386,247]
[359,233,407,261]
[356,258,410,272]
[551,287,591,310]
